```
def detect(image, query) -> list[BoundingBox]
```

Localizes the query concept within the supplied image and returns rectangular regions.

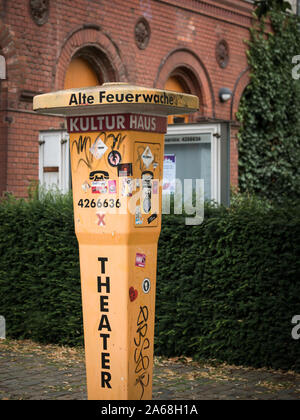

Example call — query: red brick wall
[0,83,8,194]
[0,0,255,197]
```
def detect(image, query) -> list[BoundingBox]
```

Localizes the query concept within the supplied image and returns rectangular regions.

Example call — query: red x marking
[97,213,106,226]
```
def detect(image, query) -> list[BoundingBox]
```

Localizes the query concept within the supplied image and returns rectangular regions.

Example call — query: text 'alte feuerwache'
[68,90,176,106]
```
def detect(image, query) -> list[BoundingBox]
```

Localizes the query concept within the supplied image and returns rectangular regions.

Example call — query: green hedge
[0,192,83,346]
[0,192,299,371]
[156,199,300,372]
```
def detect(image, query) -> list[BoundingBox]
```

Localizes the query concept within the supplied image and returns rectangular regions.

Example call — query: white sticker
[121,178,133,197]
[135,206,143,225]
[82,181,90,193]
[90,138,108,160]
[141,146,154,168]
[142,278,151,294]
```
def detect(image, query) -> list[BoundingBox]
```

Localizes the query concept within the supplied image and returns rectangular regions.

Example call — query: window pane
[64,57,100,89]
[164,142,211,200]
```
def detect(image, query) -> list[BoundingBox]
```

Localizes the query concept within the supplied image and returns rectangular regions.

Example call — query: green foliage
[0,191,299,371]
[237,10,300,203]
[254,0,291,19]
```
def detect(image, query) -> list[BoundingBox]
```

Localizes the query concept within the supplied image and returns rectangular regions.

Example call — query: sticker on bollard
[135,253,146,268]
[33,83,198,400]
[142,278,151,294]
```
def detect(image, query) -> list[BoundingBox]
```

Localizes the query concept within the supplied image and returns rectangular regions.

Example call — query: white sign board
[165,132,211,144]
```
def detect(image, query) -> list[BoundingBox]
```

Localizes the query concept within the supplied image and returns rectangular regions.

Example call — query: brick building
[0,0,255,201]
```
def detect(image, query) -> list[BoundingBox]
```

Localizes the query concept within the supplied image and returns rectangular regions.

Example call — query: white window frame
[38,130,70,194]
[165,123,221,204]
[0,55,5,80]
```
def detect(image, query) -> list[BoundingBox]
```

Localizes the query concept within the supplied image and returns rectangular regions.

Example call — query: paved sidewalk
[1,339,300,400]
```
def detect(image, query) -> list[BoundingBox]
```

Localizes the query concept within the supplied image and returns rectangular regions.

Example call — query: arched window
[40,55,102,194]
[163,67,229,206]
[63,45,117,90]
[40,42,118,194]
[164,66,203,124]
[165,76,189,124]
[64,56,100,89]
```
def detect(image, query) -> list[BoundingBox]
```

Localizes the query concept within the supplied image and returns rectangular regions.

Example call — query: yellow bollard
[34,83,198,400]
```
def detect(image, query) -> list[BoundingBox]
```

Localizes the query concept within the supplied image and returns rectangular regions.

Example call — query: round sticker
[142,278,151,294]
[108,150,122,167]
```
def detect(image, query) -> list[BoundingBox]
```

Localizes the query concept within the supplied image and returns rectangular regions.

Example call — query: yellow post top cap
[33,82,199,117]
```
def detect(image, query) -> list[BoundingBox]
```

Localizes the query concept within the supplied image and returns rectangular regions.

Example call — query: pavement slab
[0,339,300,400]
